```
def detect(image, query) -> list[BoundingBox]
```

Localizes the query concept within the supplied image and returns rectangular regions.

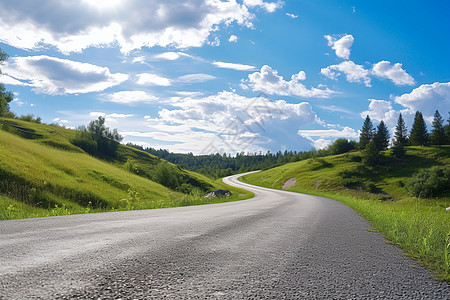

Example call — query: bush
[405,165,450,198]
[328,138,356,155]
[71,129,98,155]
[392,142,406,158]
[361,140,379,167]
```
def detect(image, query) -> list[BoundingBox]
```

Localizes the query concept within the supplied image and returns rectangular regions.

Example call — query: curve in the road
[0,172,448,299]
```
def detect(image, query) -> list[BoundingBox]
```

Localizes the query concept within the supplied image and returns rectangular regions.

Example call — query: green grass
[0,118,252,220]
[241,147,450,281]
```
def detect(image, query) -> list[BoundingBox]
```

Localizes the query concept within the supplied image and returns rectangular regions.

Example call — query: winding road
[1,172,448,299]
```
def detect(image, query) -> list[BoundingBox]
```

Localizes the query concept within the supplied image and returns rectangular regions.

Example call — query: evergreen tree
[374,120,390,151]
[445,112,450,145]
[359,115,374,150]
[393,113,408,146]
[409,111,428,146]
[362,140,379,167]
[430,110,445,146]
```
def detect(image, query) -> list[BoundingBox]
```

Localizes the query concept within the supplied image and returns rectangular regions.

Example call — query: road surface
[0,172,448,299]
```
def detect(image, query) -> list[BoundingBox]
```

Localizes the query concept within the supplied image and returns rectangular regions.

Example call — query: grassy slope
[0,118,252,220]
[242,147,450,281]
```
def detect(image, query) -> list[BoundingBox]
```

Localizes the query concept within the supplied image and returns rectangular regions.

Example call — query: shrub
[392,142,406,158]
[71,129,98,155]
[405,165,450,198]
[361,140,379,167]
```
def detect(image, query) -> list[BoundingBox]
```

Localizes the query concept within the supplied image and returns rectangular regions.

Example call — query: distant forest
[128,109,450,179]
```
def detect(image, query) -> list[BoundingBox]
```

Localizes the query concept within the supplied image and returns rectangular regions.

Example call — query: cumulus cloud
[286,13,298,19]
[136,73,172,86]
[321,61,371,87]
[244,65,335,98]
[122,91,319,153]
[395,82,450,117]
[102,91,157,104]
[228,35,238,43]
[244,0,284,13]
[360,99,401,128]
[372,61,415,86]
[0,0,273,54]
[213,61,257,71]
[2,56,128,95]
[324,34,354,60]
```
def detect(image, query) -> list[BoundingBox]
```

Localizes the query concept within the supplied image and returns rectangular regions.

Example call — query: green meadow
[0,118,252,220]
[241,147,450,281]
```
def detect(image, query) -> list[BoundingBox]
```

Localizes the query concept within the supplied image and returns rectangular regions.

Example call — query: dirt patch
[282,177,297,190]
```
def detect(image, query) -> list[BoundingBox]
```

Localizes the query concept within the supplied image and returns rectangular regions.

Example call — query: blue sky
[0,0,449,154]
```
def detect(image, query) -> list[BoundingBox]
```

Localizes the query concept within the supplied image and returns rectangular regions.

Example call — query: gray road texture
[1,172,448,299]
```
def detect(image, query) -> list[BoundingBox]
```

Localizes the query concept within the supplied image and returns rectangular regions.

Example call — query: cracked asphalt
[1,172,448,299]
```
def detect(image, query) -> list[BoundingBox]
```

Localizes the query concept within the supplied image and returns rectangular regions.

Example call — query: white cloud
[153,52,189,61]
[324,34,354,60]
[244,65,335,98]
[213,61,257,71]
[121,91,320,153]
[136,73,172,86]
[298,126,359,149]
[286,13,298,19]
[360,99,400,128]
[108,113,134,118]
[372,61,415,86]
[229,35,238,43]
[0,0,268,54]
[102,91,157,104]
[0,74,29,86]
[298,127,359,139]
[244,0,284,13]
[178,73,216,83]
[321,61,371,87]
[395,82,450,117]
[1,55,128,95]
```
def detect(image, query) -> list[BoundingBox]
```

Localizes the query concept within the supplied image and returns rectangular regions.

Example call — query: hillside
[243,146,450,200]
[0,118,252,220]
[241,147,450,281]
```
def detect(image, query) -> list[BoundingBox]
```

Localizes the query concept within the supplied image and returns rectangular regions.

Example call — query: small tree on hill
[409,111,428,146]
[430,110,445,146]
[393,113,408,146]
[359,115,375,150]
[0,48,14,117]
[328,138,356,155]
[374,120,390,151]
[362,140,379,167]
[445,112,450,145]
[88,116,123,156]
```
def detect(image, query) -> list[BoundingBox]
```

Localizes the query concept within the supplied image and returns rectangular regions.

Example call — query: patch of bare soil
[282,177,296,189]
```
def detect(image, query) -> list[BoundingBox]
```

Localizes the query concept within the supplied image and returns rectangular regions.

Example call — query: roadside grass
[241,147,450,282]
[0,120,252,220]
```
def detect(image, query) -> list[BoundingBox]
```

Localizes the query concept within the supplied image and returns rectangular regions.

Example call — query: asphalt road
[1,172,448,299]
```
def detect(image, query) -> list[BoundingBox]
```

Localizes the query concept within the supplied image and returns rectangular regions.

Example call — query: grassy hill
[241,147,450,281]
[0,118,252,220]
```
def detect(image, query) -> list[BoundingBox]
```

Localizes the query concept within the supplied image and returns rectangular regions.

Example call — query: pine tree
[362,140,379,167]
[430,110,445,146]
[393,113,408,146]
[374,120,390,151]
[359,115,374,150]
[445,112,450,145]
[409,111,428,146]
